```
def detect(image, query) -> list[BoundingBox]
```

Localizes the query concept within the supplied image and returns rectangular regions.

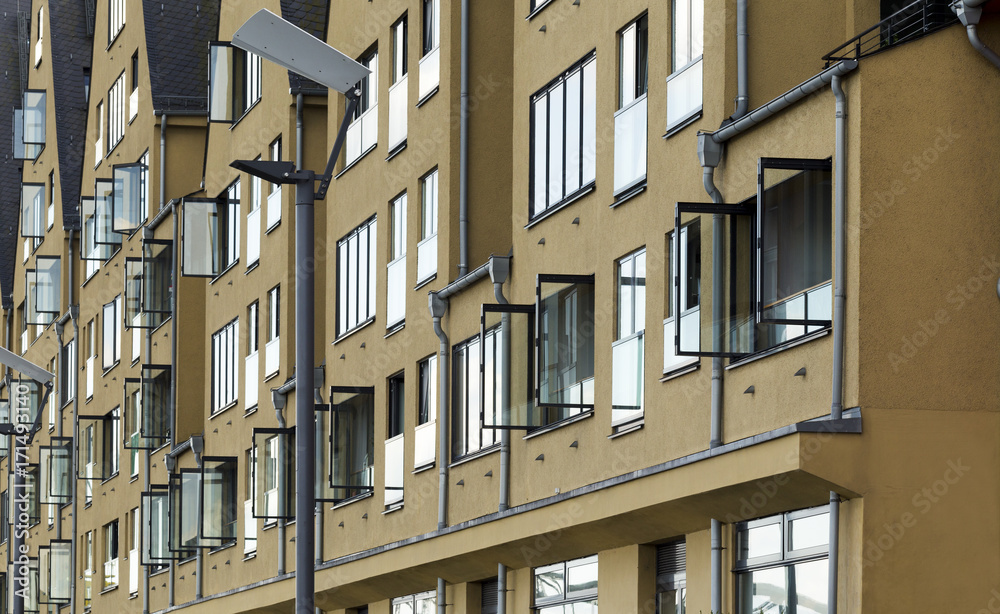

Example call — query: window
[251,429,293,520]
[109,0,125,43]
[664,224,700,373]
[537,275,595,424]
[202,457,238,545]
[337,216,377,337]
[102,296,122,370]
[452,332,498,459]
[346,48,379,165]
[393,591,435,614]
[389,17,408,151]
[212,318,239,413]
[533,555,598,613]
[666,0,704,132]
[264,286,280,378]
[140,486,171,567]
[673,159,832,358]
[387,193,407,329]
[244,448,256,554]
[735,507,829,614]
[615,15,648,195]
[103,520,119,589]
[131,52,139,92]
[179,184,239,278]
[247,156,262,266]
[84,530,94,608]
[530,54,597,219]
[612,249,645,427]
[222,180,241,270]
[0,491,7,544]
[32,255,60,325]
[248,302,259,356]
[35,6,43,66]
[415,355,437,468]
[48,171,55,228]
[13,91,45,160]
[417,169,438,283]
[108,72,126,151]
[655,541,687,614]
[128,507,139,594]
[385,373,405,506]
[208,43,261,122]
[419,0,440,99]
[269,138,282,195]
[329,387,376,502]
[112,160,146,233]
[21,183,45,239]
[61,338,76,407]
[529,0,555,14]
[266,138,282,229]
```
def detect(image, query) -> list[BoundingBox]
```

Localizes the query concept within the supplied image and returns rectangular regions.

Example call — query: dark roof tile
[143,0,220,112]
[0,2,23,309]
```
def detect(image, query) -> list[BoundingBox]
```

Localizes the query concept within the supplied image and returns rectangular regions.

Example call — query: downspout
[489,256,511,614]
[953,1,1000,69]
[458,0,470,277]
[827,74,848,614]
[314,370,325,575]
[141,226,157,614]
[272,382,289,576]
[730,0,749,121]
[296,93,304,171]
[61,229,81,614]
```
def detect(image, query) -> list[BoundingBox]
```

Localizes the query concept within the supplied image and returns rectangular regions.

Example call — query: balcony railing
[414,421,435,469]
[386,256,406,328]
[417,234,437,285]
[613,94,647,195]
[384,434,404,506]
[129,88,139,122]
[244,499,256,554]
[611,331,644,426]
[86,356,95,398]
[388,75,408,151]
[266,186,282,230]
[103,558,118,589]
[264,337,280,379]
[128,549,138,594]
[245,351,258,409]
[247,205,260,265]
[664,308,700,373]
[666,57,703,133]
[419,47,440,101]
[95,137,103,166]
[346,103,378,166]
[823,0,957,65]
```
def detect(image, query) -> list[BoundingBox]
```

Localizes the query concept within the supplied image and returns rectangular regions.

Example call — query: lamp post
[229,10,369,613]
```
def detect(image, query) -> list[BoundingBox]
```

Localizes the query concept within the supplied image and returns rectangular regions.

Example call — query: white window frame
[666,0,704,133]
[387,192,407,329]
[102,296,122,371]
[452,332,498,459]
[417,169,438,283]
[211,318,239,414]
[612,248,645,427]
[615,15,648,196]
[337,216,377,337]
[664,225,701,374]
[108,72,126,151]
[108,0,126,44]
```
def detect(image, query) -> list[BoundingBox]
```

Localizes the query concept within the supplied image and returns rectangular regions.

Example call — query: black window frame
[327,386,376,503]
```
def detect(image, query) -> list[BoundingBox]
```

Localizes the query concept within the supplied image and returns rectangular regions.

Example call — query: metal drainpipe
[731,0,749,120]
[827,73,849,614]
[275,395,287,576]
[458,0,470,277]
[142,228,156,614]
[489,255,511,614]
[296,93,304,171]
[953,1,1000,69]
[429,293,449,614]
[64,229,81,614]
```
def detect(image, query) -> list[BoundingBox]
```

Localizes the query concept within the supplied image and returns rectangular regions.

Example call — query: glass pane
[112,163,144,233]
[611,332,643,424]
[614,94,647,194]
[34,256,59,316]
[181,199,221,277]
[201,458,237,542]
[566,559,598,594]
[548,82,564,205]
[141,365,170,442]
[741,523,781,560]
[142,239,172,319]
[125,259,142,324]
[21,184,44,238]
[789,512,829,552]
[565,71,581,195]
[674,0,691,69]
[415,596,436,614]
[329,388,375,500]
[737,559,828,614]
[534,564,565,602]
[666,58,703,129]
[481,307,536,429]
[675,205,753,357]
[13,108,27,159]
[23,91,45,146]
[141,489,172,564]
[581,57,597,186]
[538,278,595,417]
[48,542,71,603]
[95,179,121,247]
[254,429,294,519]
[209,44,234,122]
[532,96,548,214]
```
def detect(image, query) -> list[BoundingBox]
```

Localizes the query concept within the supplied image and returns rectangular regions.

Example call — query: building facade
[1,0,999,612]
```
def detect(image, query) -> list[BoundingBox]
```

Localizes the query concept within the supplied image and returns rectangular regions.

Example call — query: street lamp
[229,9,369,612]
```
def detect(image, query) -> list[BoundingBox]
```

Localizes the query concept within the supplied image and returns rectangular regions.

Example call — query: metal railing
[823,0,957,65]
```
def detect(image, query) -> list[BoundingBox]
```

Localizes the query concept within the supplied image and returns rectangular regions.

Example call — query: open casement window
[112,163,145,234]
[24,270,45,327]
[208,43,260,123]
[123,364,170,450]
[102,297,122,370]
[124,238,172,328]
[141,485,176,564]
[533,555,599,611]
[38,437,72,505]
[124,258,142,326]
[33,255,60,323]
[536,275,596,423]
[480,304,537,430]
[22,90,45,158]
[94,179,123,250]
[756,158,833,346]
[78,414,119,480]
[8,558,39,612]
[38,540,71,605]
[168,469,209,552]
[674,201,754,358]
[20,183,44,238]
[252,428,294,519]
[200,457,237,545]
[327,387,375,502]
[80,197,115,262]
[12,379,43,429]
[9,465,41,527]
[180,198,223,277]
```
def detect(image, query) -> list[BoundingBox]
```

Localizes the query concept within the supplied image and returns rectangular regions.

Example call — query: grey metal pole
[295,172,317,613]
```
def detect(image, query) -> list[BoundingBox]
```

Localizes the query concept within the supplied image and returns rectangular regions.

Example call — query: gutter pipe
[953,1,1000,69]
[489,256,512,614]
[458,0,470,277]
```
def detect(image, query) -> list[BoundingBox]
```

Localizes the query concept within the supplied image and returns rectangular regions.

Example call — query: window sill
[608,419,644,439]
[661,361,700,381]
[412,462,435,475]
[336,144,378,179]
[526,0,557,20]
[726,328,831,371]
[386,141,407,162]
[523,409,594,440]
[209,541,236,555]
[333,317,376,345]
[130,474,139,483]
[229,99,262,131]
[209,259,240,285]
[149,565,170,578]
[99,584,119,595]
[332,490,373,510]
[209,401,238,419]
[610,181,646,208]
[414,273,437,291]
[102,361,121,376]
[244,404,258,417]
[243,552,257,561]
[384,321,405,338]
[525,182,596,230]
[263,370,280,382]
[245,261,259,274]
[663,110,702,139]
[265,219,281,235]
[416,86,439,108]
[382,502,404,515]
[449,444,500,468]
[101,471,120,485]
